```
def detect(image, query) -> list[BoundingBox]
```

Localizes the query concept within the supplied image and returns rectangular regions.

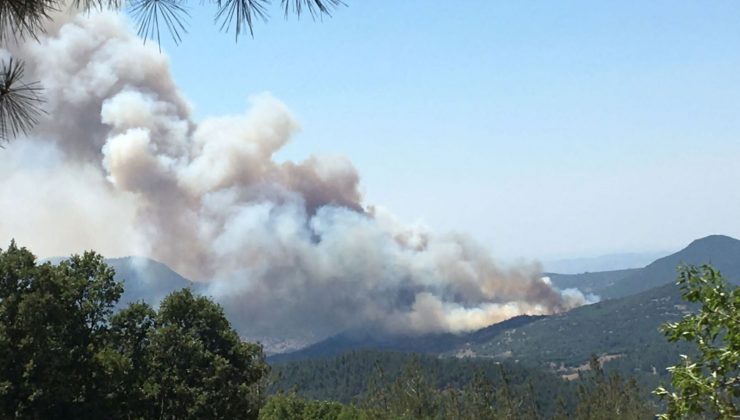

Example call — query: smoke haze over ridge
[0,12,596,342]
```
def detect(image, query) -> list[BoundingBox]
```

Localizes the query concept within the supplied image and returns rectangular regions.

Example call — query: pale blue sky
[155,1,740,261]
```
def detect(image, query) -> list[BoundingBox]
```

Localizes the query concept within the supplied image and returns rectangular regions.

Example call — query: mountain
[547,235,740,300]
[445,236,740,391]
[269,315,545,363]
[45,256,197,307]
[451,282,692,363]
[273,235,740,362]
[544,251,669,274]
[598,235,740,299]
[546,268,639,296]
[106,257,197,307]
[446,281,704,393]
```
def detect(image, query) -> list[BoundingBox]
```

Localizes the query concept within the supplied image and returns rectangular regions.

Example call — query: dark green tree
[573,355,653,420]
[105,302,158,417]
[654,265,739,419]
[359,355,439,420]
[0,242,122,418]
[0,242,269,419]
[258,393,356,420]
[143,288,269,419]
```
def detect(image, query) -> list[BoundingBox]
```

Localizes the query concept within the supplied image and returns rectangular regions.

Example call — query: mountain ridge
[275,234,740,367]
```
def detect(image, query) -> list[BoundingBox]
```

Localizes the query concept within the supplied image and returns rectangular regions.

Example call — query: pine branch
[129,0,190,46]
[0,59,45,144]
[281,0,345,19]
[214,0,268,39]
[0,0,63,42]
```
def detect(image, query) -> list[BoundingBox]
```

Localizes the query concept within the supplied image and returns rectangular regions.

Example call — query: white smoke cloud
[0,12,597,342]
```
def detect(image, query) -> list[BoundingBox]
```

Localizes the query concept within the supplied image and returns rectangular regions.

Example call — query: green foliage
[270,349,571,414]
[0,242,268,419]
[143,289,269,419]
[268,352,656,419]
[0,241,122,417]
[654,264,739,419]
[574,356,654,420]
[259,394,357,420]
[360,355,439,419]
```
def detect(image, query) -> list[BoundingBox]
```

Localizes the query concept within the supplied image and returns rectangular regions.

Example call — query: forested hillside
[449,282,696,391]
[266,350,656,419]
[270,315,545,363]
[270,350,572,406]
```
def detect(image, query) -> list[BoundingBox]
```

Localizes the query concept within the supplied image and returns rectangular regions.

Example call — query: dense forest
[268,350,654,418]
[264,354,653,419]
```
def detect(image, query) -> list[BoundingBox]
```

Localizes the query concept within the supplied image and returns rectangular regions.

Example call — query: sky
[57,2,740,262]
[146,0,740,262]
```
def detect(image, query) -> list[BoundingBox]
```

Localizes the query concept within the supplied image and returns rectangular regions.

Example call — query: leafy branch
[654,264,739,419]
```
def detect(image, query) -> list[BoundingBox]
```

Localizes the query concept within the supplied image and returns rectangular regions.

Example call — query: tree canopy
[0,241,268,419]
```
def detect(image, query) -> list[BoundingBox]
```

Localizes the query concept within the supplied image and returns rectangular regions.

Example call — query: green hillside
[453,283,694,368]
[546,235,740,300]
[441,236,740,392]
[269,315,545,363]
[599,235,740,299]
[269,350,580,416]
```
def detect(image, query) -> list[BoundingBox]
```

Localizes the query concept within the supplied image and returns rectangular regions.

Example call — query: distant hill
[447,236,740,391]
[456,235,740,364]
[46,256,197,308]
[546,268,639,296]
[599,235,740,299]
[106,257,197,307]
[547,235,740,300]
[453,282,692,364]
[274,235,740,361]
[544,251,669,274]
[447,281,704,392]
[269,315,545,363]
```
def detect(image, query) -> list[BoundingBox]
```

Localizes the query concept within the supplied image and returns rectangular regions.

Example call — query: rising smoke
[0,12,597,343]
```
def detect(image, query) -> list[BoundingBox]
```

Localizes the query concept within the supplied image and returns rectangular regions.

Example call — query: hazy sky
[155,1,740,261]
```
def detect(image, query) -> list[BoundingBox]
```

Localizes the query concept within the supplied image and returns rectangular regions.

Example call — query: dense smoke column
[0,12,596,344]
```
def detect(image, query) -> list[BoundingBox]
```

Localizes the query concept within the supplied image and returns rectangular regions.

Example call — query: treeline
[270,350,573,409]
[0,242,268,419]
[263,355,654,419]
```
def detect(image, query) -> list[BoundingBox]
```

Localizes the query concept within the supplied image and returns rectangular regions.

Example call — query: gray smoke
[0,12,597,343]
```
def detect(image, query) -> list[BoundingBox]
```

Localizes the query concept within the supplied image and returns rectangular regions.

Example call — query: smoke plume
[0,12,596,343]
